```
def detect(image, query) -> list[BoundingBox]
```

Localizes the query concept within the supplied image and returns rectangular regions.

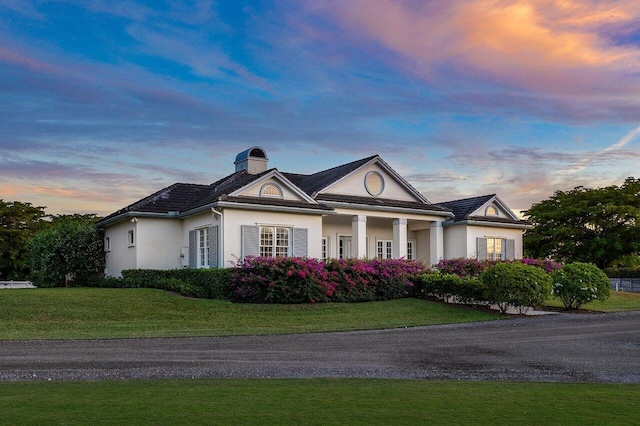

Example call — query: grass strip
[0,288,499,340]
[1,378,639,425]
[545,291,640,312]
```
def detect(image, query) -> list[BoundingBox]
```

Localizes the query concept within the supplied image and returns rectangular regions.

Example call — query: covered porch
[320,212,447,265]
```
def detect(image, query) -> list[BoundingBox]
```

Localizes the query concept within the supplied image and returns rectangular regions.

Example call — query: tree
[524,178,640,269]
[28,217,104,287]
[0,200,48,279]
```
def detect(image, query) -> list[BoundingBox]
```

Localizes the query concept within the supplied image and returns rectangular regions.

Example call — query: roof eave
[96,211,179,227]
[443,219,533,229]
[322,200,454,218]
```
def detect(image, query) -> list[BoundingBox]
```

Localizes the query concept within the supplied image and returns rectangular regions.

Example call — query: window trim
[127,229,135,247]
[321,236,329,261]
[260,183,284,198]
[485,205,499,216]
[377,239,393,259]
[486,237,505,261]
[259,225,291,258]
[104,236,111,252]
[196,227,210,268]
[364,171,385,197]
[407,240,415,261]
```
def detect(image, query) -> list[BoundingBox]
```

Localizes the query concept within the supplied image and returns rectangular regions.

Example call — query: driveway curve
[1,311,639,382]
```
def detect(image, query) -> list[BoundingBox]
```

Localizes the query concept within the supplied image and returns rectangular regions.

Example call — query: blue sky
[1,0,639,216]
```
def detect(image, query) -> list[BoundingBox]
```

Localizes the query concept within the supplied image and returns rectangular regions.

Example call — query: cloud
[316,0,640,115]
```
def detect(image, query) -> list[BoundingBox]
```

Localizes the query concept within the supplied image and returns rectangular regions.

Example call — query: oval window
[364,171,385,196]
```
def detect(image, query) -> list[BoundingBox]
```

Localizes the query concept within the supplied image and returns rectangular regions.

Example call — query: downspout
[211,208,223,268]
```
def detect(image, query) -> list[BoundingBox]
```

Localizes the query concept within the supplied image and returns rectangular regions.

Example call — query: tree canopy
[0,200,48,279]
[28,217,104,287]
[523,177,640,268]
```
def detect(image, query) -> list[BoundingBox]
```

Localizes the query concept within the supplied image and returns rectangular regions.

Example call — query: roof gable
[230,169,317,204]
[287,155,429,204]
[439,194,524,223]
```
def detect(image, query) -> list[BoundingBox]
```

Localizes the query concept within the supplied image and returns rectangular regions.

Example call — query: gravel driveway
[1,311,639,382]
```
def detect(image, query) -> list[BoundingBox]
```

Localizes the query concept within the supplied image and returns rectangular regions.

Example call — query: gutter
[321,201,454,219]
[443,219,533,229]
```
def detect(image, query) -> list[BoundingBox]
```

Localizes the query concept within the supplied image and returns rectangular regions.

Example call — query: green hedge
[88,268,232,299]
[604,267,640,278]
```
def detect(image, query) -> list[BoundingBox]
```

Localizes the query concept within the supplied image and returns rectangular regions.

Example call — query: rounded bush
[480,262,552,314]
[551,262,610,309]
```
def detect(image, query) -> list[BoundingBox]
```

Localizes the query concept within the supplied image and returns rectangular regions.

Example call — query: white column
[352,215,367,258]
[429,221,444,266]
[393,218,407,259]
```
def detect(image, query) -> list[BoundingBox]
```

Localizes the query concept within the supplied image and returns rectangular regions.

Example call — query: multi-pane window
[487,237,504,261]
[321,237,328,261]
[197,228,210,268]
[260,183,283,198]
[260,226,290,257]
[377,240,392,259]
[407,241,415,260]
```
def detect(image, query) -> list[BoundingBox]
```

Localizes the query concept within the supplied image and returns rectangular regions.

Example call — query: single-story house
[97,147,531,277]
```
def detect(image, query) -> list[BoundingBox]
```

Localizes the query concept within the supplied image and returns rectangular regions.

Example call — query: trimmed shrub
[551,263,611,309]
[436,258,561,279]
[418,272,485,304]
[114,268,231,299]
[480,262,552,314]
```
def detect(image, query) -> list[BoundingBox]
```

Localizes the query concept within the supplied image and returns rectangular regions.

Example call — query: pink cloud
[318,0,640,96]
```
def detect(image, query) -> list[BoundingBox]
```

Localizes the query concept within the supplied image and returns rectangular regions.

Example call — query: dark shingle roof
[437,194,496,221]
[437,194,531,226]
[283,155,378,195]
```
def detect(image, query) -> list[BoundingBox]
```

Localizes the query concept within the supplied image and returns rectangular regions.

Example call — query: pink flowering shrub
[325,258,429,302]
[228,257,429,304]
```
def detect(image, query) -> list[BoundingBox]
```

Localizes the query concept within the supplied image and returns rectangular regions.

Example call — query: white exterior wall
[136,218,183,270]
[443,225,468,259]
[465,226,524,259]
[104,220,137,277]
[222,208,323,266]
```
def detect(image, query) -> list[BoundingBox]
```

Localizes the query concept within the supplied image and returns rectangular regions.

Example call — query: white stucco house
[97,147,532,277]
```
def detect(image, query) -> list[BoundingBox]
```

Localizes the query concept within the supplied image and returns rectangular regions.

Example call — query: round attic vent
[364,171,385,196]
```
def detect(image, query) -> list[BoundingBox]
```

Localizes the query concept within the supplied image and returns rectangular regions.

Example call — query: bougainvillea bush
[228,257,429,304]
[550,262,610,309]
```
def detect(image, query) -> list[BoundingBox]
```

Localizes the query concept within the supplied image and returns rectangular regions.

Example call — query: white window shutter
[506,239,515,261]
[208,226,218,268]
[242,225,259,258]
[292,228,308,257]
[188,230,196,268]
[477,237,487,260]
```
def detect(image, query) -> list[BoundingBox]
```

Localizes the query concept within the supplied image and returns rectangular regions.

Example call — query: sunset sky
[2,0,639,217]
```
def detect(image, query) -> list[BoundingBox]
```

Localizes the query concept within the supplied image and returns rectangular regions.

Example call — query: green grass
[1,378,638,425]
[545,291,640,312]
[0,288,499,340]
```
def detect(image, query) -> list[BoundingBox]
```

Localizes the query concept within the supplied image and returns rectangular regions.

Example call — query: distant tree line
[0,199,104,285]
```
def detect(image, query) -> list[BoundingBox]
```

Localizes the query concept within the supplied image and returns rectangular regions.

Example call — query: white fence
[0,280,36,289]
[610,278,640,293]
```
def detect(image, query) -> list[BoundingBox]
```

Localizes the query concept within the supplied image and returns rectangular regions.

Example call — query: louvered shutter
[506,239,515,261]
[292,228,308,257]
[242,225,259,258]
[477,237,487,260]
[208,226,218,268]
[188,230,196,268]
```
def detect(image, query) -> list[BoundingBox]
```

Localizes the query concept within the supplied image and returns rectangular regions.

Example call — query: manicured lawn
[1,378,638,425]
[545,291,640,312]
[0,288,499,340]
